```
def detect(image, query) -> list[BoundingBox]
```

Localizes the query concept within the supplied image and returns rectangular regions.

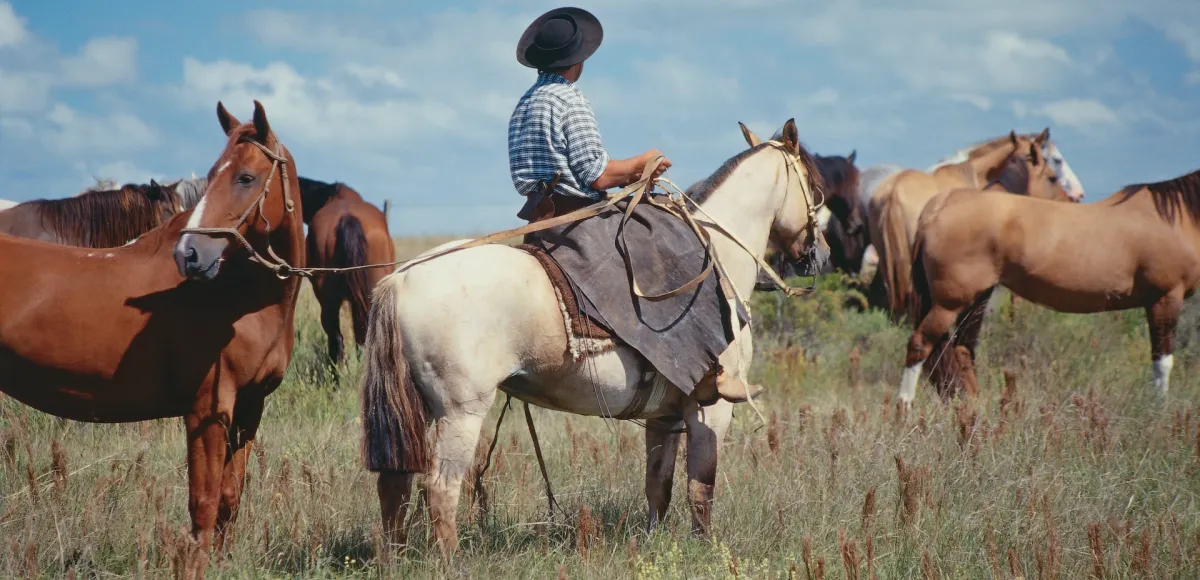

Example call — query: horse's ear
[1029,141,1042,162]
[1035,127,1050,145]
[146,180,167,201]
[739,121,762,147]
[252,100,271,144]
[847,150,857,164]
[217,101,239,136]
[1009,130,1018,146]
[781,118,800,154]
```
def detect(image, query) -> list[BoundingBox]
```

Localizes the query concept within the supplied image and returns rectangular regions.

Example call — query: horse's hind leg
[644,417,683,533]
[1146,288,1184,394]
[422,387,498,557]
[683,398,733,537]
[215,390,266,555]
[377,471,416,548]
[316,279,346,365]
[929,287,995,400]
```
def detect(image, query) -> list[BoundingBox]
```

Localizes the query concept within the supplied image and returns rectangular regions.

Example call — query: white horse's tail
[360,280,431,473]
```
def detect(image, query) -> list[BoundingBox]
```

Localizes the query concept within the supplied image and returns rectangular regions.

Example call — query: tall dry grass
[1,243,1198,578]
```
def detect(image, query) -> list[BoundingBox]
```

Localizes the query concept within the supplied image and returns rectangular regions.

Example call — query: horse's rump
[527,197,748,394]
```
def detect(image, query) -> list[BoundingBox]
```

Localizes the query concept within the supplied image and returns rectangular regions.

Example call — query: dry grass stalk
[626,536,638,569]
[955,401,979,455]
[558,564,568,579]
[802,536,815,580]
[50,439,68,497]
[921,551,937,580]
[1,430,15,468]
[839,529,861,580]
[986,524,1000,578]
[865,536,876,580]
[1000,368,1019,417]
[1007,547,1019,577]
[895,455,928,529]
[575,505,600,556]
[768,411,781,455]
[815,558,826,580]
[1088,522,1106,579]
[861,486,877,534]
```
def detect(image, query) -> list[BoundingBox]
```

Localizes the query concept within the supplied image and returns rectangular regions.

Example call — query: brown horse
[0,100,302,566]
[0,180,200,248]
[867,130,1075,321]
[298,177,396,364]
[898,163,1200,404]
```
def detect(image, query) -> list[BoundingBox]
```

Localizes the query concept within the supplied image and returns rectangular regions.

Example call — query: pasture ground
[2,236,1199,579]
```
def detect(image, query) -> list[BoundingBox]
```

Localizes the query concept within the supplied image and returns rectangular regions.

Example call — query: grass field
[2,238,1199,579]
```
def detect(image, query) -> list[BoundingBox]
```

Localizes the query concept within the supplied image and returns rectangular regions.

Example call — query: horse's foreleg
[899,304,960,404]
[1147,289,1184,394]
[683,398,733,538]
[184,407,231,557]
[644,418,683,532]
[215,391,265,555]
[423,392,496,558]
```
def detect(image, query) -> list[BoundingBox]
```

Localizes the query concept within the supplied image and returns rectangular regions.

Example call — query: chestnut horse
[0,180,201,248]
[298,177,396,364]
[867,130,1075,321]
[899,166,1200,404]
[0,101,302,566]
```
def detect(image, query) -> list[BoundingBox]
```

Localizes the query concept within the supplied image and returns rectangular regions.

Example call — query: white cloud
[40,103,157,156]
[1162,21,1200,61]
[59,37,138,87]
[0,68,50,112]
[79,160,162,188]
[1032,98,1121,131]
[948,93,993,111]
[1187,70,1200,85]
[0,1,26,48]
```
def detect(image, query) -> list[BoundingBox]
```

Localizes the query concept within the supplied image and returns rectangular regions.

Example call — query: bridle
[179,136,299,279]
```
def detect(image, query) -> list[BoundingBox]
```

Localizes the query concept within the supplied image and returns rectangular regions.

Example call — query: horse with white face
[359,119,827,555]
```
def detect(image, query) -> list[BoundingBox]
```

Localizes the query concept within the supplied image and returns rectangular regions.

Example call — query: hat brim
[516,7,603,70]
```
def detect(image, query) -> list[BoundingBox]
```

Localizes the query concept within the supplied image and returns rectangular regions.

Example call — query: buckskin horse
[899,166,1200,404]
[0,101,302,568]
[359,119,826,555]
[298,177,396,365]
[866,130,1076,321]
[0,179,202,248]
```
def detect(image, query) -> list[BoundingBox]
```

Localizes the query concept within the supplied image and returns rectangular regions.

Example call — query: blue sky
[1,0,1198,235]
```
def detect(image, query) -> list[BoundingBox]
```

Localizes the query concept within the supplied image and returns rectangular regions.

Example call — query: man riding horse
[507,6,761,405]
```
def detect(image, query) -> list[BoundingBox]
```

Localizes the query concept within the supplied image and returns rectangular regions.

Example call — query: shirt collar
[536,71,572,86]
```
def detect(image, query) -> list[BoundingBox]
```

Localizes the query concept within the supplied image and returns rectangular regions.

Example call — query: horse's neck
[931,160,979,189]
[693,158,784,300]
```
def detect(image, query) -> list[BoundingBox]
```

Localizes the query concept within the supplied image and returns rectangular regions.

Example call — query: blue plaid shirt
[508,72,611,200]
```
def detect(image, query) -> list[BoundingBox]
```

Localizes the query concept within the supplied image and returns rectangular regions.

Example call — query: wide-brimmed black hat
[516,7,603,70]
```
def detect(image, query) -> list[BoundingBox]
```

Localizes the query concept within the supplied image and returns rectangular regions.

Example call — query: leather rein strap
[177,141,822,299]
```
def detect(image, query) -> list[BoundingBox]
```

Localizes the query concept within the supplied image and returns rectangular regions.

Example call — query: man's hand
[593,148,673,191]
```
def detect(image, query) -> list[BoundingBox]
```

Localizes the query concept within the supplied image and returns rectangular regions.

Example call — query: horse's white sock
[899,361,923,403]
[1153,354,1173,394]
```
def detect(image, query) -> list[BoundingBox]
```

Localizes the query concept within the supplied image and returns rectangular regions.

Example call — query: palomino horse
[0,101,303,565]
[0,180,201,248]
[866,130,1075,320]
[359,119,826,554]
[899,166,1200,403]
[298,177,396,365]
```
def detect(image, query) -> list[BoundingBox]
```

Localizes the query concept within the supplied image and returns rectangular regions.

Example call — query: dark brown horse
[0,180,201,248]
[0,100,302,570]
[740,123,864,287]
[298,177,396,364]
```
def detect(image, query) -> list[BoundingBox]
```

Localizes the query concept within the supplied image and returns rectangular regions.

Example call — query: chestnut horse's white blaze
[359,121,825,554]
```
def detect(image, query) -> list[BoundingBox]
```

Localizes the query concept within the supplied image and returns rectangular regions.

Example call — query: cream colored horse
[866,130,1074,320]
[359,119,825,555]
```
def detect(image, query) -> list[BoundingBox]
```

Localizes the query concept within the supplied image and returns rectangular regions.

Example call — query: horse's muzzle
[174,234,227,281]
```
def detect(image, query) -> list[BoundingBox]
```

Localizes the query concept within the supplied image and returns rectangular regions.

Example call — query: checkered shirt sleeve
[508,72,611,200]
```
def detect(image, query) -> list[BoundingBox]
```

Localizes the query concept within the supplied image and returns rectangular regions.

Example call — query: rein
[179,139,824,298]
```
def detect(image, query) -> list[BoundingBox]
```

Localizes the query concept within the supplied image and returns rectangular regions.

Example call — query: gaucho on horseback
[507,6,761,405]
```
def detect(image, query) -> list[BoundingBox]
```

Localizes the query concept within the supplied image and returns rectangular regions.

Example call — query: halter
[179,136,299,279]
